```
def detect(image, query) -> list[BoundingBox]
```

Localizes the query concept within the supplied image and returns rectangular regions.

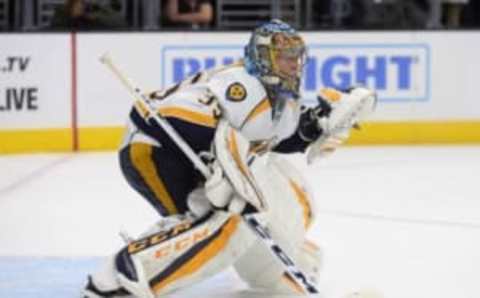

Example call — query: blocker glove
[298,94,333,142]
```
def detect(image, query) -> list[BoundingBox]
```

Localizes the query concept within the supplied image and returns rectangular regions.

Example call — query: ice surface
[1,146,479,298]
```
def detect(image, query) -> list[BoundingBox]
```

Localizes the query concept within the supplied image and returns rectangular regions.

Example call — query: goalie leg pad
[234,154,321,294]
[112,211,256,296]
[247,153,316,242]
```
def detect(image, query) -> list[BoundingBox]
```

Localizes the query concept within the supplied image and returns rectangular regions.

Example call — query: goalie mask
[244,19,306,100]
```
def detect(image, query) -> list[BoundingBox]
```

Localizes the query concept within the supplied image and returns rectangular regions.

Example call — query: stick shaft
[100,53,211,178]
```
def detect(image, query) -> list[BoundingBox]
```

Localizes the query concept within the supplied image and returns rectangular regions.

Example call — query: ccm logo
[127,221,195,254]
[154,227,210,258]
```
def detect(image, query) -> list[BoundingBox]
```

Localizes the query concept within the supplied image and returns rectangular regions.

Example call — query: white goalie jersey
[124,62,302,154]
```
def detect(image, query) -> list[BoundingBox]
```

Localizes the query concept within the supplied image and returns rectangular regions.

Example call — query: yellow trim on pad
[288,179,312,230]
[152,215,241,293]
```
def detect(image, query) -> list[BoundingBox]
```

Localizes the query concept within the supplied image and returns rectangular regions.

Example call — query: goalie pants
[119,110,216,217]
[119,143,201,216]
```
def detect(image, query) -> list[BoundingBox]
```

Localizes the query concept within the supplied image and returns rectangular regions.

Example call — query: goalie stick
[99,53,319,295]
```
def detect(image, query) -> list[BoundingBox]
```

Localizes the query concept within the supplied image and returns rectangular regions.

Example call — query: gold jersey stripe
[158,107,217,128]
[152,215,241,293]
[129,143,178,215]
[241,98,271,128]
[288,179,312,230]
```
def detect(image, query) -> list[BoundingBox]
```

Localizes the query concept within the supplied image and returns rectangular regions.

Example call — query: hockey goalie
[84,19,377,297]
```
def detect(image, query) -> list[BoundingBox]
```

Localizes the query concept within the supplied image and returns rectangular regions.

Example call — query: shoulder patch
[226,82,247,102]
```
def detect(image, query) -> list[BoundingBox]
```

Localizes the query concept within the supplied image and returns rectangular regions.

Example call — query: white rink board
[2,32,480,130]
[70,31,480,124]
[0,34,71,129]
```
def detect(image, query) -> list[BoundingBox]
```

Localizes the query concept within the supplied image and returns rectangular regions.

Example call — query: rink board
[1,32,480,153]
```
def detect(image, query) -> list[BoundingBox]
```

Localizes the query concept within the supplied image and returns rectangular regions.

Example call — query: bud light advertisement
[161,43,430,103]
